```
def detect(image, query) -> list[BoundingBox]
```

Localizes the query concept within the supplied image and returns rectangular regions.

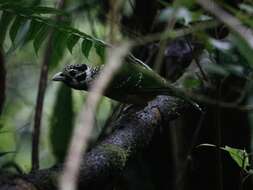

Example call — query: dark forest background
[0,0,253,190]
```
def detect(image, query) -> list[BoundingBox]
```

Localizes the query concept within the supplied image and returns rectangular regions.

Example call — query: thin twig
[31,0,66,171]
[32,31,53,171]
[133,20,219,46]
[59,43,131,190]
[154,5,178,73]
[185,38,209,82]
[197,0,253,49]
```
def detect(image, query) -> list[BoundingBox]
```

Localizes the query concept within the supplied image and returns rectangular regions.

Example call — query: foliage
[50,84,73,163]
[0,1,107,61]
[0,0,253,189]
[197,144,251,172]
[221,146,250,171]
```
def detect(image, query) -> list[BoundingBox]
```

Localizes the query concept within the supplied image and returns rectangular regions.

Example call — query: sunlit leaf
[221,146,250,171]
[197,144,250,171]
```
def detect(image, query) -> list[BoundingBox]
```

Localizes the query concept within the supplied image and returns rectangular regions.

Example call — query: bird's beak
[52,72,64,81]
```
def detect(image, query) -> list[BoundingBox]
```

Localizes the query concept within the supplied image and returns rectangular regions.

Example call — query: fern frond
[0,2,108,60]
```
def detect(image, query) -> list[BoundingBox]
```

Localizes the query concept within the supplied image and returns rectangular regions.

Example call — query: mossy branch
[0,95,189,190]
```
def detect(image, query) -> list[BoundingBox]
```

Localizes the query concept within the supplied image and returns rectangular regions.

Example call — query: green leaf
[221,146,250,171]
[0,3,24,11]
[9,15,26,43]
[182,76,201,89]
[50,31,69,68]
[67,34,80,54]
[231,33,253,66]
[95,42,105,61]
[31,6,68,16]
[24,20,44,43]
[0,11,14,45]
[81,38,93,58]
[33,25,50,54]
[51,31,67,55]
[50,84,74,163]
[0,3,67,16]
[0,151,15,157]
[205,63,229,76]
[196,144,251,171]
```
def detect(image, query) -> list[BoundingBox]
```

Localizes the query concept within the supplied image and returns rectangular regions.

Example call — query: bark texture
[0,96,189,190]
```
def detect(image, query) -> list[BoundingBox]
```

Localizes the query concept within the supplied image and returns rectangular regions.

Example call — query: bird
[52,59,201,110]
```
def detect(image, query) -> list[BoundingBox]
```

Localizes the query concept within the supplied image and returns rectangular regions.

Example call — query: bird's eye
[69,69,76,76]
[76,73,86,81]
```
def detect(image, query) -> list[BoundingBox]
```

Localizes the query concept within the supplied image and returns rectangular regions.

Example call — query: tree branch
[0,95,189,190]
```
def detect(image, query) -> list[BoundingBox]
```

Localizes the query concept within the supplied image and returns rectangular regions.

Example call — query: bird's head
[52,64,94,90]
